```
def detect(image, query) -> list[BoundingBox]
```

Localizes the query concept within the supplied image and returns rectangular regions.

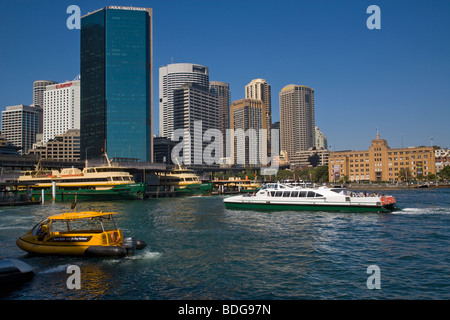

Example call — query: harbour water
[0,188,449,300]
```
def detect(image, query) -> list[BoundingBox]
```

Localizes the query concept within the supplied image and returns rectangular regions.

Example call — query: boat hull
[224,201,399,213]
[20,183,146,202]
[0,259,34,286]
[172,183,213,196]
[16,237,129,257]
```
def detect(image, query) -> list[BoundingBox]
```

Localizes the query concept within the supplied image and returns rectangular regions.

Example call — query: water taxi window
[307,191,316,197]
[283,191,291,197]
[275,191,283,197]
[270,191,276,197]
[315,193,323,197]
[291,191,299,197]
[300,191,307,197]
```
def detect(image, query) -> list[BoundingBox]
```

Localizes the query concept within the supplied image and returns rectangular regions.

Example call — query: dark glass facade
[81,7,152,161]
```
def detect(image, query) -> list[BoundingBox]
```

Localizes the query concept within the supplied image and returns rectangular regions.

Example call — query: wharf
[145,190,177,198]
[0,200,41,206]
[347,183,450,190]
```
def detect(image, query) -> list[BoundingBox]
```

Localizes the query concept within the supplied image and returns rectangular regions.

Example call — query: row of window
[262,190,324,198]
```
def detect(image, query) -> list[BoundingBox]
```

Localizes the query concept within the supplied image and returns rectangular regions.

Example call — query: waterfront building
[290,147,329,168]
[1,105,42,154]
[279,85,315,160]
[314,127,328,150]
[153,136,177,164]
[159,63,209,139]
[43,80,80,144]
[245,79,272,142]
[435,148,450,174]
[209,81,231,159]
[173,83,219,165]
[28,129,80,161]
[80,6,153,162]
[328,133,436,182]
[33,80,57,107]
[229,98,267,167]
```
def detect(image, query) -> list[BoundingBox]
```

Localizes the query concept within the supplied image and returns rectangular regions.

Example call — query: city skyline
[0,0,449,151]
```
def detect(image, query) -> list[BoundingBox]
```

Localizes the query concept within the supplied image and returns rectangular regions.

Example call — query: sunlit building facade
[80,6,153,161]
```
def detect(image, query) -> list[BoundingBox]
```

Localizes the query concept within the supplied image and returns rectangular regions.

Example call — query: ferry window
[113,177,123,181]
[283,191,291,197]
[307,191,316,197]
[270,191,275,197]
[275,191,283,197]
[300,191,307,197]
[291,191,299,197]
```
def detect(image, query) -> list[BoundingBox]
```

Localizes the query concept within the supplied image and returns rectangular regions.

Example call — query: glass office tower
[81,6,152,161]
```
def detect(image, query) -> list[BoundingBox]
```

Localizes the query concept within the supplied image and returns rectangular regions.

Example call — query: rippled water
[1,188,449,300]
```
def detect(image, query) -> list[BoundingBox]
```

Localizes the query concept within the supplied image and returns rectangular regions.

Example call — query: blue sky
[0,0,449,150]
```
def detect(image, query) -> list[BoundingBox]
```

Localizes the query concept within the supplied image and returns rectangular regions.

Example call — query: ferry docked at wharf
[158,165,213,196]
[223,182,400,213]
[14,154,145,201]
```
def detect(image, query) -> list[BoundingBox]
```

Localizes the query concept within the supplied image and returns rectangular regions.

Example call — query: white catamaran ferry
[223,182,399,213]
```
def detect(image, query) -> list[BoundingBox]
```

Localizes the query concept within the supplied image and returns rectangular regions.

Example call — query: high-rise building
[43,80,80,144]
[245,79,272,141]
[80,6,153,162]
[314,126,328,150]
[1,105,42,154]
[279,84,315,160]
[173,83,219,165]
[209,81,231,158]
[159,63,209,138]
[230,99,267,167]
[33,80,57,107]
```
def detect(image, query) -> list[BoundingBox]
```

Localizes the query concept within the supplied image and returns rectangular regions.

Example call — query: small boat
[16,210,147,257]
[0,259,34,286]
[223,182,400,213]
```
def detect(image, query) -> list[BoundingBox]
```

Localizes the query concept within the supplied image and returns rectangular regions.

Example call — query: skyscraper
[1,105,42,154]
[209,81,231,158]
[33,80,57,107]
[43,80,80,144]
[245,79,272,140]
[314,126,328,150]
[159,63,209,138]
[279,85,315,160]
[173,83,219,165]
[80,6,153,161]
[230,99,267,167]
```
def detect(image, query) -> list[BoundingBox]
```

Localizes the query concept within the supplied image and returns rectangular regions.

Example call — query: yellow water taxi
[16,210,146,257]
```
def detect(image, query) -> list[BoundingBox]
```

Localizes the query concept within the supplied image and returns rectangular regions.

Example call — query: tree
[314,166,329,183]
[398,168,413,182]
[276,169,293,181]
[439,166,450,180]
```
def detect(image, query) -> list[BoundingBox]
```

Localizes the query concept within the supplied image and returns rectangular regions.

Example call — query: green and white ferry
[158,165,213,196]
[223,182,399,213]
[16,155,145,202]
